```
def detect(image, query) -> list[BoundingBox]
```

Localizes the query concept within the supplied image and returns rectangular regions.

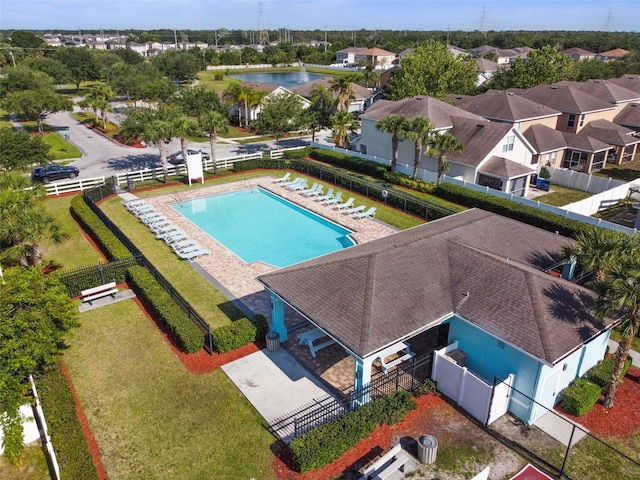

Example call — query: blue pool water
[230,71,325,89]
[171,188,354,267]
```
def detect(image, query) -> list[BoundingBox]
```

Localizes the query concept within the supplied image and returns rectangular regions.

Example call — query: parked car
[31,164,79,184]
[167,149,210,165]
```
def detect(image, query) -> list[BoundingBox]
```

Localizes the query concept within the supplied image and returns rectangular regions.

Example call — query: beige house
[292,77,377,114]
[227,83,310,125]
[597,48,630,62]
[560,47,596,61]
[353,48,396,70]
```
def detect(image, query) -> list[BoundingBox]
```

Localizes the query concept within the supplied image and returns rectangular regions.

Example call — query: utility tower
[258,1,269,46]
[480,6,487,33]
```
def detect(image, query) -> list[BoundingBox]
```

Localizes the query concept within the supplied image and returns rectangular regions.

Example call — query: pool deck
[137,176,398,320]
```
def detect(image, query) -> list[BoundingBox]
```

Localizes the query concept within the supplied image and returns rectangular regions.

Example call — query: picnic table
[297,327,337,358]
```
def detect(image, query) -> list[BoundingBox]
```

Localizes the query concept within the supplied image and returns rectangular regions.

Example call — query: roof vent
[551,86,558,89]
[477,124,485,128]
[507,92,514,96]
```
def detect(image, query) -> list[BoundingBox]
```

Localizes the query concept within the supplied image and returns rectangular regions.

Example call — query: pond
[229,70,325,89]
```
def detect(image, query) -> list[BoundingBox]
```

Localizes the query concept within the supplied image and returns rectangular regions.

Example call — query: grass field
[64,300,276,480]
[0,446,50,480]
[535,184,592,206]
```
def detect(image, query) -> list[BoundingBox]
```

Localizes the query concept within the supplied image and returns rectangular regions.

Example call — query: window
[360,145,367,154]
[579,114,586,127]
[567,114,576,127]
[502,135,515,152]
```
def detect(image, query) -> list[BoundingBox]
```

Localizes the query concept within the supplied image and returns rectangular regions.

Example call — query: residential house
[259,209,614,425]
[597,48,630,62]
[607,75,640,95]
[355,96,537,196]
[353,48,396,70]
[470,45,532,65]
[227,82,310,125]
[336,47,365,67]
[126,42,148,56]
[560,47,597,61]
[579,120,639,165]
[291,77,377,114]
[475,58,500,86]
[447,44,468,57]
[522,125,567,169]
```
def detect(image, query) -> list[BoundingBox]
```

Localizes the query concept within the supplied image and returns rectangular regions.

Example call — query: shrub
[283,147,310,159]
[70,195,131,260]
[586,355,632,389]
[35,359,100,480]
[538,166,552,179]
[309,148,389,178]
[560,378,601,416]
[289,390,416,472]
[211,314,269,353]
[126,265,203,353]
[414,378,438,396]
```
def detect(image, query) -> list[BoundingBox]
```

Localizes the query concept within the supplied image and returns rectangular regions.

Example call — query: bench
[360,444,409,480]
[81,282,118,304]
[297,327,337,358]
[377,350,415,374]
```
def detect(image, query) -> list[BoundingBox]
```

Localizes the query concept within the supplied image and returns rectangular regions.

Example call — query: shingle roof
[614,103,640,129]
[478,156,535,178]
[452,90,560,123]
[447,117,513,167]
[291,77,371,100]
[515,85,614,114]
[523,124,567,153]
[356,47,395,56]
[572,79,640,105]
[561,130,611,152]
[607,75,640,95]
[599,48,630,58]
[561,47,596,56]
[579,119,640,147]
[360,96,487,129]
[258,209,610,363]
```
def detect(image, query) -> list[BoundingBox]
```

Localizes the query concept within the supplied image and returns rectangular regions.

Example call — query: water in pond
[230,70,325,89]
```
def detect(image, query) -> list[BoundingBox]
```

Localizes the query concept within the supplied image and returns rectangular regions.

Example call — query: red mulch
[556,367,640,437]
[60,360,109,480]
[272,394,446,480]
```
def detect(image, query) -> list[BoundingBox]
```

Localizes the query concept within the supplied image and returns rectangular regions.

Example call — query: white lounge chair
[288,179,308,191]
[314,188,334,202]
[178,247,210,260]
[282,177,303,188]
[343,205,366,215]
[164,232,189,244]
[171,239,198,252]
[139,212,164,224]
[154,224,181,236]
[354,206,377,219]
[334,197,355,210]
[322,191,342,205]
[272,172,291,183]
[301,183,322,196]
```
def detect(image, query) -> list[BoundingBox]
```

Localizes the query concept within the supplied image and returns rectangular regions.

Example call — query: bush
[586,355,633,389]
[289,390,416,472]
[560,378,602,416]
[211,314,269,353]
[414,378,438,396]
[70,195,131,260]
[126,265,203,353]
[35,359,100,480]
[309,148,389,178]
[283,147,310,159]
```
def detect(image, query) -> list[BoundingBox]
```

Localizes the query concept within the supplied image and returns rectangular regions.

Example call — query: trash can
[127,178,134,191]
[266,331,280,352]
[418,434,438,464]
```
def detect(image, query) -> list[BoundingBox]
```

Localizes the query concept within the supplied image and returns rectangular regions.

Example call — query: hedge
[289,390,416,472]
[309,148,389,179]
[35,359,100,480]
[586,355,633,389]
[70,195,131,260]
[211,314,269,353]
[125,265,203,353]
[435,183,588,238]
[560,378,602,416]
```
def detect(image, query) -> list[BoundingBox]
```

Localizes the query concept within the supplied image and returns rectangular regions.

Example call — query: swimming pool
[171,188,355,267]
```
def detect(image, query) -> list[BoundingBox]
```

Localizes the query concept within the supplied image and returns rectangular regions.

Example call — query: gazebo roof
[258,210,611,363]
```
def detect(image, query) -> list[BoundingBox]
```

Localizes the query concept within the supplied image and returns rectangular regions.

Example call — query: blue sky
[1,0,638,32]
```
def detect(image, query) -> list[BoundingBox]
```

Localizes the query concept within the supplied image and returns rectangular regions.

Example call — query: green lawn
[0,446,50,480]
[64,300,276,480]
[535,184,592,207]
[41,195,104,269]
[0,108,13,129]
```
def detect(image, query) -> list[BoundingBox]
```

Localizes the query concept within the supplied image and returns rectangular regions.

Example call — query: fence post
[559,424,577,477]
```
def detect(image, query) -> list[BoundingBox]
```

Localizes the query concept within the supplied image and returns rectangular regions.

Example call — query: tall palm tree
[330,76,357,112]
[331,110,359,149]
[81,83,115,129]
[400,116,435,179]
[594,252,640,408]
[246,89,267,127]
[222,83,244,126]
[308,84,335,141]
[376,114,408,171]
[173,116,201,168]
[199,111,230,174]
[427,131,465,185]
[140,119,174,183]
[561,227,632,284]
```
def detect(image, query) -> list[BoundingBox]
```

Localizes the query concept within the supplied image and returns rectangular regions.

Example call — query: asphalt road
[44,111,332,181]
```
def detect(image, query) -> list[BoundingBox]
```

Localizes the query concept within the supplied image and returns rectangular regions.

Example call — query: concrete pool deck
[132,176,399,321]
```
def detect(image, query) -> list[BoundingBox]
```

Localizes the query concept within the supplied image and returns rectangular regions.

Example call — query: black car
[167,149,210,165]
[31,164,80,184]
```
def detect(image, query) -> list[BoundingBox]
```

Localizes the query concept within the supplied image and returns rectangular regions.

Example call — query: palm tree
[331,110,358,149]
[308,84,335,141]
[376,114,408,171]
[140,119,174,183]
[81,83,115,129]
[173,116,201,168]
[246,89,267,127]
[400,116,435,179]
[427,131,465,185]
[593,252,640,408]
[222,83,243,126]
[561,227,632,284]
[330,76,357,112]
[199,111,230,174]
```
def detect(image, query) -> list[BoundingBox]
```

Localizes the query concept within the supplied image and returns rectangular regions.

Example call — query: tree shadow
[543,283,609,339]
[106,153,163,172]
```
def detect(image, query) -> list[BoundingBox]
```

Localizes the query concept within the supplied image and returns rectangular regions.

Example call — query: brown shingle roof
[523,124,567,153]
[515,85,614,115]
[452,90,560,123]
[580,119,640,147]
[599,48,630,58]
[561,130,611,152]
[360,96,487,129]
[573,79,640,105]
[607,75,640,95]
[258,210,610,363]
[614,103,640,129]
[447,117,513,167]
[478,156,535,178]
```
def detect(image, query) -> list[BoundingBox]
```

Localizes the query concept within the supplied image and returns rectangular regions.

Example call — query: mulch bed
[556,366,640,437]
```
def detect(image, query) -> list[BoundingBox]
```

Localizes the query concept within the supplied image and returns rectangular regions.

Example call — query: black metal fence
[290,160,458,221]
[58,256,140,297]
[271,352,432,441]
[80,186,214,354]
[486,379,640,479]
